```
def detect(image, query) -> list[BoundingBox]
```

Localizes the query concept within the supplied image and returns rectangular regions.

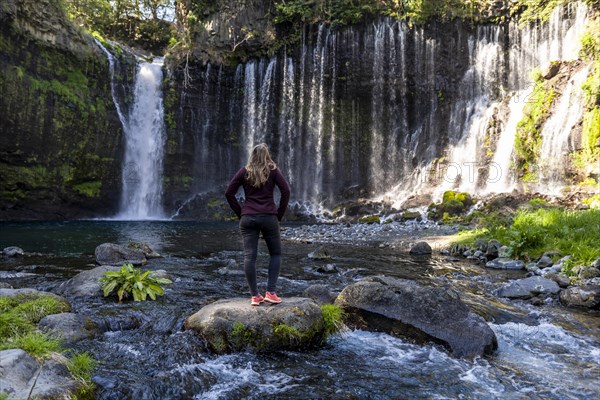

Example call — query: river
[1,221,599,399]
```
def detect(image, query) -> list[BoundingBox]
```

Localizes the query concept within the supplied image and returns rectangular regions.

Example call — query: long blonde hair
[245,143,276,187]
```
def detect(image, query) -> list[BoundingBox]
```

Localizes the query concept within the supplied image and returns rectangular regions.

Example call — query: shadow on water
[1,221,599,399]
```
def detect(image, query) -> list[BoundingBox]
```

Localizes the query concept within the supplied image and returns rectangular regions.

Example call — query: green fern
[100,263,172,302]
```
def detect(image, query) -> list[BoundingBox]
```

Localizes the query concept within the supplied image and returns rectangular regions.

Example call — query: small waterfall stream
[118,59,167,220]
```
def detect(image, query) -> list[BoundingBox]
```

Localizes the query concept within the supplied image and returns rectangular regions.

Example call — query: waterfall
[93,39,128,128]
[538,66,590,194]
[177,1,590,217]
[118,58,166,220]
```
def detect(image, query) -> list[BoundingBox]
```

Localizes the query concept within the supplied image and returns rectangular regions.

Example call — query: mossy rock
[184,298,333,353]
[359,215,380,224]
[429,191,475,219]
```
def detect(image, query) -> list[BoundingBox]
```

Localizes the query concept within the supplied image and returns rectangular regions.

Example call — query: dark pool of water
[1,221,599,399]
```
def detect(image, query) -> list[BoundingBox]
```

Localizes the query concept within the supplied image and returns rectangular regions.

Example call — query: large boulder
[95,243,146,266]
[0,349,79,399]
[55,265,119,296]
[494,276,560,299]
[335,276,497,358]
[302,284,337,304]
[38,312,98,343]
[409,241,432,255]
[184,298,327,353]
[559,285,600,309]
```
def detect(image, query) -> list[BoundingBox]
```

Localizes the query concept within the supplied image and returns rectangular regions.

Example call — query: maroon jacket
[225,167,290,220]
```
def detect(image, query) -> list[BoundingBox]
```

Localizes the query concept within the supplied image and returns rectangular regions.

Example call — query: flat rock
[560,285,600,309]
[55,265,119,296]
[0,349,79,399]
[39,312,98,343]
[95,242,146,266]
[334,276,497,358]
[485,258,524,270]
[495,276,560,299]
[184,297,327,353]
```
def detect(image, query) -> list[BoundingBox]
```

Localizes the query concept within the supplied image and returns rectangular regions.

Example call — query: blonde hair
[245,143,276,187]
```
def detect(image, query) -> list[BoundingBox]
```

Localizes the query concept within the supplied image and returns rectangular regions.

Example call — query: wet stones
[55,265,120,296]
[38,312,98,343]
[495,276,560,299]
[409,241,432,255]
[2,246,24,257]
[303,284,337,305]
[95,243,146,266]
[559,285,600,309]
[128,241,161,259]
[335,276,497,358]
[184,298,327,353]
[485,257,525,270]
[308,246,332,261]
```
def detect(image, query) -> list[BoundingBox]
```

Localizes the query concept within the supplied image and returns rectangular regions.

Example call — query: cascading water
[118,58,167,220]
[176,2,590,217]
[538,66,590,194]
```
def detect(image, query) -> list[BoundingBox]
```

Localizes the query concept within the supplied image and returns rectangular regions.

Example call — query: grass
[455,208,600,265]
[0,294,96,395]
[321,304,346,336]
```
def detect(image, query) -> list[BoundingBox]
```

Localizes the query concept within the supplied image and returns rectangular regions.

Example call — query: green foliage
[359,215,380,224]
[231,321,254,347]
[514,79,556,180]
[273,324,302,344]
[66,351,97,398]
[516,0,568,25]
[0,312,33,340]
[0,332,63,359]
[72,181,102,197]
[11,296,70,323]
[456,208,600,264]
[100,263,172,302]
[583,195,600,209]
[0,392,8,400]
[430,191,474,220]
[321,304,345,336]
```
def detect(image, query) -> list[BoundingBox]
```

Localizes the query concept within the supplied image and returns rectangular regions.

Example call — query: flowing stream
[1,221,599,399]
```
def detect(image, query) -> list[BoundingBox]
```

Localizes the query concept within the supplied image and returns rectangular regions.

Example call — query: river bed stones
[184,297,327,353]
[2,246,24,257]
[334,276,497,358]
[95,243,146,266]
[495,276,560,299]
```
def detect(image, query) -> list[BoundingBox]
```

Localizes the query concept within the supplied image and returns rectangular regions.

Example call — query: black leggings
[239,214,281,296]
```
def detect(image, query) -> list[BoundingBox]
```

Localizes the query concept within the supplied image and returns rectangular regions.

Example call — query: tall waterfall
[174,1,590,216]
[118,59,166,220]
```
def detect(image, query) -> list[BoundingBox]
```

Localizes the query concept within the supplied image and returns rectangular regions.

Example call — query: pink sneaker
[264,291,282,304]
[251,294,264,306]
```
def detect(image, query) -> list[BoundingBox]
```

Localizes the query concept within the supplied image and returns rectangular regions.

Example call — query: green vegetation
[231,321,255,348]
[0,392,8,400]
[514,72,556,181]
[273,324,303,344]
[359,215,381,224]
[455,207,600,265]
[321,304,345,336]
[428,190,474,220]
[0,294,96,396]
[63,0,175,52]
[73,181,102,197]
[100,263,172,302]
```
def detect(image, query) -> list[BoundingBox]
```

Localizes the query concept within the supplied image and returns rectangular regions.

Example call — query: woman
[225,143,290,306]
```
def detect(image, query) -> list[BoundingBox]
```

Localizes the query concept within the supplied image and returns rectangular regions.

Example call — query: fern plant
[100,263,172,302]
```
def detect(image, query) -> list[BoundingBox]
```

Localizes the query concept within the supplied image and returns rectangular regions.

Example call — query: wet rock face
[184,297,327,353]
[335,276,497,358]
[38,312,98,343]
